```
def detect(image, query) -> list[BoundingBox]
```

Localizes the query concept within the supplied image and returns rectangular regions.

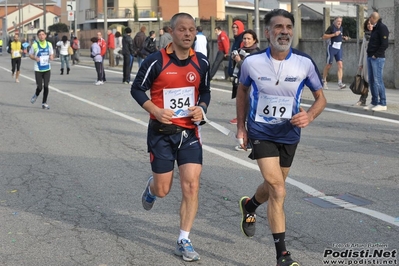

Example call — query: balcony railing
[85,6,162,20]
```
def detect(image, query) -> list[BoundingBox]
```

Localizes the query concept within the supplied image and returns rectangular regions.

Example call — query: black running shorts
[248,139,298,168]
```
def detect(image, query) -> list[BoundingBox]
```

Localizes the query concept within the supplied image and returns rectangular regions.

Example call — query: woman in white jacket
[56,35,71,75]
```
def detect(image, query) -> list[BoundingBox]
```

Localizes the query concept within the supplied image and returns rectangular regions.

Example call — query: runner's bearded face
[267,16,293,52]
[334,18,342,28]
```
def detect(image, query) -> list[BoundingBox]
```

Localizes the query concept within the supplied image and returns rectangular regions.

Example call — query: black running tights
[35,70,51,104]
[11,58,21,73]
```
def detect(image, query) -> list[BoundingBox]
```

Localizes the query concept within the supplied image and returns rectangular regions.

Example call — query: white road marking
[4,67,398,227]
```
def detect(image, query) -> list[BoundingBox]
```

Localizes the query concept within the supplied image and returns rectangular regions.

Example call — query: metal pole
[21,0,24,38]
[104,0,108,38]
[254,0,260,43]
[291,0,299,48]
[356,4,359,62]
[1,0,7,55]
[18,3,21,34]
[68,0,72,34]
[74,0,78,38]
[43,0,46,31]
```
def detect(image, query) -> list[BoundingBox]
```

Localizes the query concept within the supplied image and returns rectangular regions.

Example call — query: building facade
[0,0,60,36]
[61,0,229,30]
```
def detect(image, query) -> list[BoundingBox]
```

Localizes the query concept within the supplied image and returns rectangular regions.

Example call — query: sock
[245,195,261,213]
[147,185,156,198]
[178,230,190,242]
[338,80,342,84]
[273,232,287,260]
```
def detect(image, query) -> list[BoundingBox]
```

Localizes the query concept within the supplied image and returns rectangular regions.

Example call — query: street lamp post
[43,0,46,31]
[1,0,7,55]
[104,0,108,39]
[254,0,260,45]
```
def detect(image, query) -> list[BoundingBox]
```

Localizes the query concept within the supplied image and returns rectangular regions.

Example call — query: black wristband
[198,105,207,114]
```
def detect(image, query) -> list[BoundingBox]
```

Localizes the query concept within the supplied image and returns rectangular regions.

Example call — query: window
[33,19,40,29]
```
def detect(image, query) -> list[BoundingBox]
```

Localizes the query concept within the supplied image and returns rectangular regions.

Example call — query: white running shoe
[371,105,387,111]
[323,81,328,90]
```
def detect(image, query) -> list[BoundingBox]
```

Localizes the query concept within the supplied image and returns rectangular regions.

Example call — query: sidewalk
[76,54,399,121]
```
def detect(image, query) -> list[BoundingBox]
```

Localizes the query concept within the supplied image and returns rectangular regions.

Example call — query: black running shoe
[239,196,256,237]
[276,251,300,266]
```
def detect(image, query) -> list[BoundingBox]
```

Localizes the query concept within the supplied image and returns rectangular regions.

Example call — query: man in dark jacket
[122,27,135,84]
[140,31,157,58]
[227,20,245,124]
[133,26,147,68]
[227,20,245,79]
[364,12,389,111]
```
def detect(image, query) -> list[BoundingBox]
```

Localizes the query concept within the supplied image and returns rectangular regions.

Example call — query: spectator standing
[114,31,123,66]
[227,20,245,77]
[364,12,389,111]
[193,26,208,57]
[97,31,107,82]
[140,30,157,59]
[322,16,349,90]
[228,20,245,124]
[22,38,30,57]
[91,37,104,86]
[71,36,80,65]
[107,29,116,67]
[229,29,261,132]
[355,18,372,106]
[121,27,135,84]
[236,9,326,266]
[159,26,172,49]
[56,35,71,75]
[209,26,230,80]
[29,29,54,110]
[133,26,147,67]
[10,34,23,83]
[131,12,210,262]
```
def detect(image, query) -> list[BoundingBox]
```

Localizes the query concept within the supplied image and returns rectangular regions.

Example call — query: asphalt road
[0,56,398,266]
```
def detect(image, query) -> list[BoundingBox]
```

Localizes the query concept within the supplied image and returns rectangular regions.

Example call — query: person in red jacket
[209,26,230,80]
[107,29,115,67]
[97,31,107,82]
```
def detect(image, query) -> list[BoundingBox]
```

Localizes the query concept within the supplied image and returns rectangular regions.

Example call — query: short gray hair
[170,12,195,30]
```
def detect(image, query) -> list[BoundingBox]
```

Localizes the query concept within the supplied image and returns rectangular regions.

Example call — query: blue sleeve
[130,52,162,106]
[196,53,211,107]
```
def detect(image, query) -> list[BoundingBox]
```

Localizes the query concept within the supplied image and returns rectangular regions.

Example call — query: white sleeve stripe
[141,60,158,87]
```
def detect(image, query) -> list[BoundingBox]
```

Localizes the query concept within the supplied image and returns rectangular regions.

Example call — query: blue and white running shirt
[239,47,323,144]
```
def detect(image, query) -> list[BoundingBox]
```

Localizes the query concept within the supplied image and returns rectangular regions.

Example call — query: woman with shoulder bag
[229,29,261,125]
[355,18,372,106]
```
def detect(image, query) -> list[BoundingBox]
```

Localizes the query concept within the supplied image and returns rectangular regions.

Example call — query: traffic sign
[68,11,74,21]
